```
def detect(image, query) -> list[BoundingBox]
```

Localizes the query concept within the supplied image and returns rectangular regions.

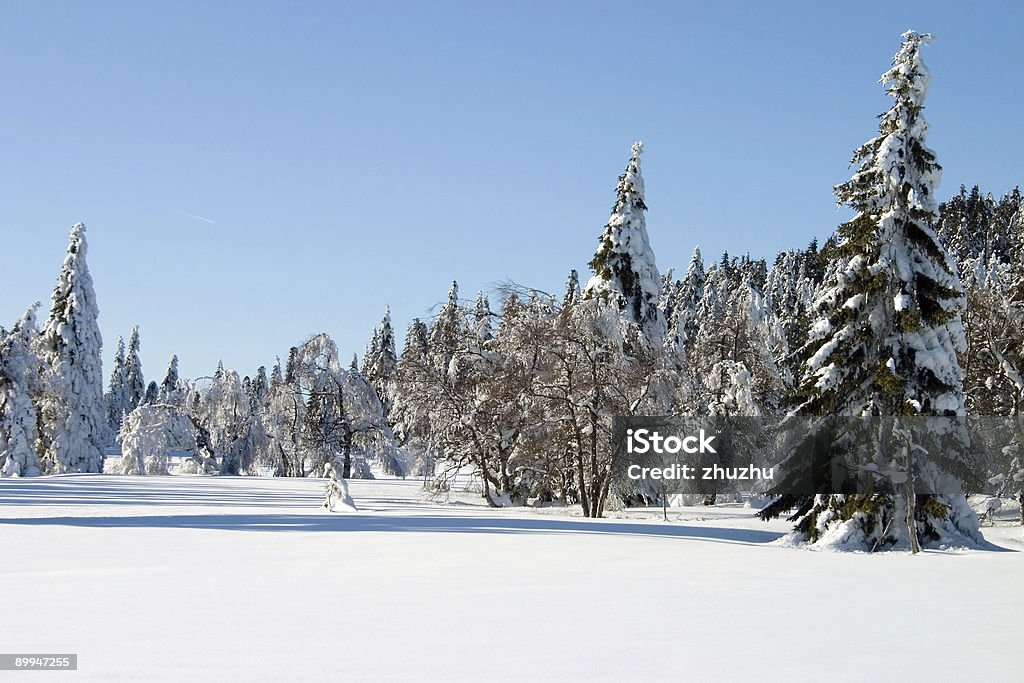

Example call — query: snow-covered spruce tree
[562,269,581,307]
[397,283,465,471]
[667,247,705,356]
[376,316,398,379]
[104,336,128,442]
[471,292,493,344]
[157,355,183,406]
[760,32,981,549]
[249,366,269,414]
[143,381,158,405]
[271,356,283,385]
[361,308,398,418]
[692,265,781,416]
[124,326,145,412]
[428,281,462,379]
[390,318,434,473]
[658,268,677,323]
[766,250,815,346]
[36,223,108,473]
[0,304,44,477]
[584,142,665,346]
[937,185,997,267]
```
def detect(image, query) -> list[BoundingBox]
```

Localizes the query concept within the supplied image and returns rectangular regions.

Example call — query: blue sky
[2,1,1022,382]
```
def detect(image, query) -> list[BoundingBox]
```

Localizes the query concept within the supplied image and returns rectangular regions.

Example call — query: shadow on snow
[0,512,783,545]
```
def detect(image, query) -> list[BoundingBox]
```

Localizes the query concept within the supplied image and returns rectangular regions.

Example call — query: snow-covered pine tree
[0,304,44,477]
[124,326,145,412]
[760,31,981,549]
[764,248,817,401]
[390,318,432,462]
[799,237,826,287]
[270,356,283,386]
[376,311,397,379]
[658,268,677,322]
[143,381,158,405]
[36,223,108,473]
[157,355,182,405]
[251,366,269,411]
[691,264,781,416]
[562,269,581,308]
[360,326,381,378]
[584,142,665,346]
[471,292,493,344]
[428,281,462,379]
[105,336,128,442]
[362,308,398,419]
[668,247,706,355]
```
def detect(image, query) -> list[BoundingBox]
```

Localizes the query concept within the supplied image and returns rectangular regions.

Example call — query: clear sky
[2,0,1022,383]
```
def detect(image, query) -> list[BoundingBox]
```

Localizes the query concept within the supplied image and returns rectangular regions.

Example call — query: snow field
[1,475,1022,681]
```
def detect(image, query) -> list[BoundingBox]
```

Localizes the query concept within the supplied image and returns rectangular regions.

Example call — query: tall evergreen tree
[471,293,493,344]
[428,281,462,379]
[361,309,399,424]
[360,327,381,378]
[562,269,581,308]
[584,142,665,346]
[760,31,981,549]
[270,356,284,387]
[668,247,706,353]
[251,365,269,410]
[157,355,182,405]
[143,381,159,405]
[0,304,44,477]
[124,325,145,412]
[390,318,432,458]
[36,223,107,473]
[105,336,128,442]
[364,308,398,386]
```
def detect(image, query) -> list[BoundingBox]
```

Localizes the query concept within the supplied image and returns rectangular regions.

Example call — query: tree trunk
[341,431,353,479]
[905,440,920,554]
[481,473,499,508]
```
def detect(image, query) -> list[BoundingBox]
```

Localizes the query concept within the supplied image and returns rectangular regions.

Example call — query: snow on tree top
[584,141,664,344]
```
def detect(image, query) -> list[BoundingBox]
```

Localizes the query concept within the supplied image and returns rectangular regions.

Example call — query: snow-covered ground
[1,475,1022,682]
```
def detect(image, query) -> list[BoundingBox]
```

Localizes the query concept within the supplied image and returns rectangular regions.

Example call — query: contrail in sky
[182,212,215,224]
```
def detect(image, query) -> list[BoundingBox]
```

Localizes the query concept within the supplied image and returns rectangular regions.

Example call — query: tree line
[2,31,1022,548]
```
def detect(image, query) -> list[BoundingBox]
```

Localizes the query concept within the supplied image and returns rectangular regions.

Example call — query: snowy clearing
[1,475,1022,682]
